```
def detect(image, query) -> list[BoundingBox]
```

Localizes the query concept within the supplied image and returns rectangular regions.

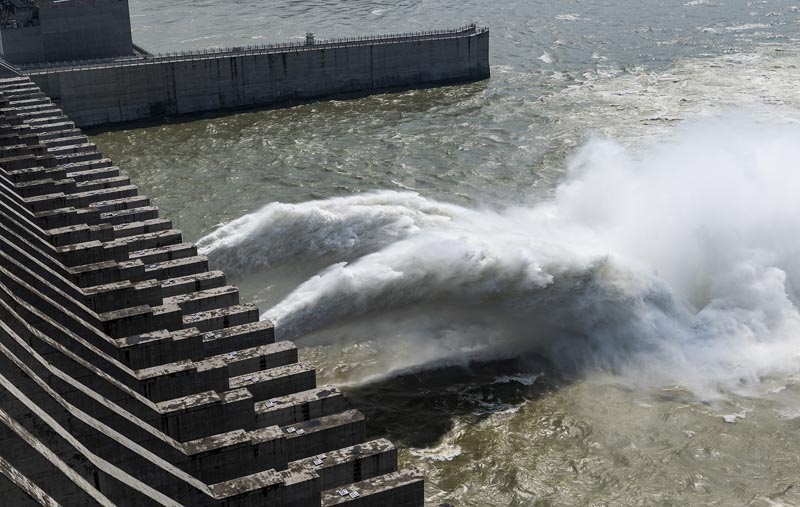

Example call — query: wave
[200,113,800,395]
[197,192,460,276]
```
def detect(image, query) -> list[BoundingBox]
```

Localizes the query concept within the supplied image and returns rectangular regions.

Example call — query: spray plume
[200,114,800,394]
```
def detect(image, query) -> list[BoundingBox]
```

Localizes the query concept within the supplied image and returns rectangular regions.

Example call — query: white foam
[196,42,800,394]
[410,442,463,462]
[493,374,541,386]
[725,23,771,31]
[235,113,800,396]
[196,192,458,276]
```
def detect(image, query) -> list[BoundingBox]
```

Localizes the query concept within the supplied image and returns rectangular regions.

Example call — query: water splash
[197,192,458,276]
[201,113,800,395]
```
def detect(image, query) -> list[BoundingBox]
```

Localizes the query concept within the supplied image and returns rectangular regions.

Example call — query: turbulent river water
[90,1,800,505]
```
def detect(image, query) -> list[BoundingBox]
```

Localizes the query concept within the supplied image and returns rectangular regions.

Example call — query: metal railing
[0,57,21,77]
[19,24,488,75]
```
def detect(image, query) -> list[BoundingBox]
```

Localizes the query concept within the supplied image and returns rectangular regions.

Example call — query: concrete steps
[0,75,421,506]
[10,97,53,107]
[292,438,398,492]
[132,243,198,264]
[112,218,171,238]
[68,166,121,183]
[30,121,77,133]
[90,195,151,214]
[100,205,159,225]
[256,385,347,428]
[321,469,424,507]
[145,256,209,280]
[36,128,83,141]
[160,270,226,298]
[44,135,89,148]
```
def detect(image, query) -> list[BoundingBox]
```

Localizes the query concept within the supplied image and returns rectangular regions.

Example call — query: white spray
[201,113,800,395]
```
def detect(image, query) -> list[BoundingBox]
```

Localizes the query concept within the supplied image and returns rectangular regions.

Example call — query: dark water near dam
[92,1,800,505]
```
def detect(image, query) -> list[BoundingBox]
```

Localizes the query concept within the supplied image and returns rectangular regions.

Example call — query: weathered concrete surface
[0,0,134,65]
[0,75,424,506]
[26,26,490,127]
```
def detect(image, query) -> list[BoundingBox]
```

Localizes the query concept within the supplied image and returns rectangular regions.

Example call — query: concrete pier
[0,74,424,506]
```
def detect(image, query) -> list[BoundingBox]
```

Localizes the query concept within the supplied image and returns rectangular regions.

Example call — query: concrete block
[282,409,365,462]
[321,468,424,507]
[291,438,397,491]
[229,362,316,402]
[255,386,346,429]
[182,304,260,333]
[160,270,226,298]
[100,205,159,226]
[202,320,275,357]
[116,327,204,370]
[164,285,239,315]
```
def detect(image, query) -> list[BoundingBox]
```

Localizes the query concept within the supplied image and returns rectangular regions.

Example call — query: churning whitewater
[198,114,800,396]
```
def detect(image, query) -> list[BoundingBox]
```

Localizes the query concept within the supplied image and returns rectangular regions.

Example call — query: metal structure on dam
[0,1,490,505]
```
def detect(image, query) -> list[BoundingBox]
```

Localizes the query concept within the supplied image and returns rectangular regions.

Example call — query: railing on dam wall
[0,57,21,77]
[19,24,488,75]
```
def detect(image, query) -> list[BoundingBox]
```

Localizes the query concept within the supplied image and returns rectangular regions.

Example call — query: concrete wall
[0,25,44,64]
[30,30,490,127]
[1,0,133,65]
[39,0,133,62]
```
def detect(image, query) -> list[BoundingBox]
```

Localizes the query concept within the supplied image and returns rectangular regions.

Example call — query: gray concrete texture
[1,0,134,65]
[0,74,425,506]
[29,27,490,127]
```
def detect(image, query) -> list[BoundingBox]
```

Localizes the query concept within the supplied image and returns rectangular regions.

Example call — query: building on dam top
[0,0,134,65]
[0,0,489,127]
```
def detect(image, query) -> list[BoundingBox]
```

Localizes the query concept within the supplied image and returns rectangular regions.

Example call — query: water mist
[200,113,800,396]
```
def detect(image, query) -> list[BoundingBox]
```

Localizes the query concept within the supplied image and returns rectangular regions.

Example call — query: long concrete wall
[26,27,489,127]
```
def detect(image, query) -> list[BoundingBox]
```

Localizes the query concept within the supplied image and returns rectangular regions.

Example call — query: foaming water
[196,192,459,276]
[201,114,800,397]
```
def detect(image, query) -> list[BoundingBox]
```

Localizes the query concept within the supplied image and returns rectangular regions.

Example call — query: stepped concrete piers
[0,75,424,507]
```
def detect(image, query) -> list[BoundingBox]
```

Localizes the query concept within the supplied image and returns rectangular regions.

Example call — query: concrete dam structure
[0,0,134,65]
[0,2,492,505]
[0,73,425,506]
[22,25,489,128]
[0,1,489,128]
